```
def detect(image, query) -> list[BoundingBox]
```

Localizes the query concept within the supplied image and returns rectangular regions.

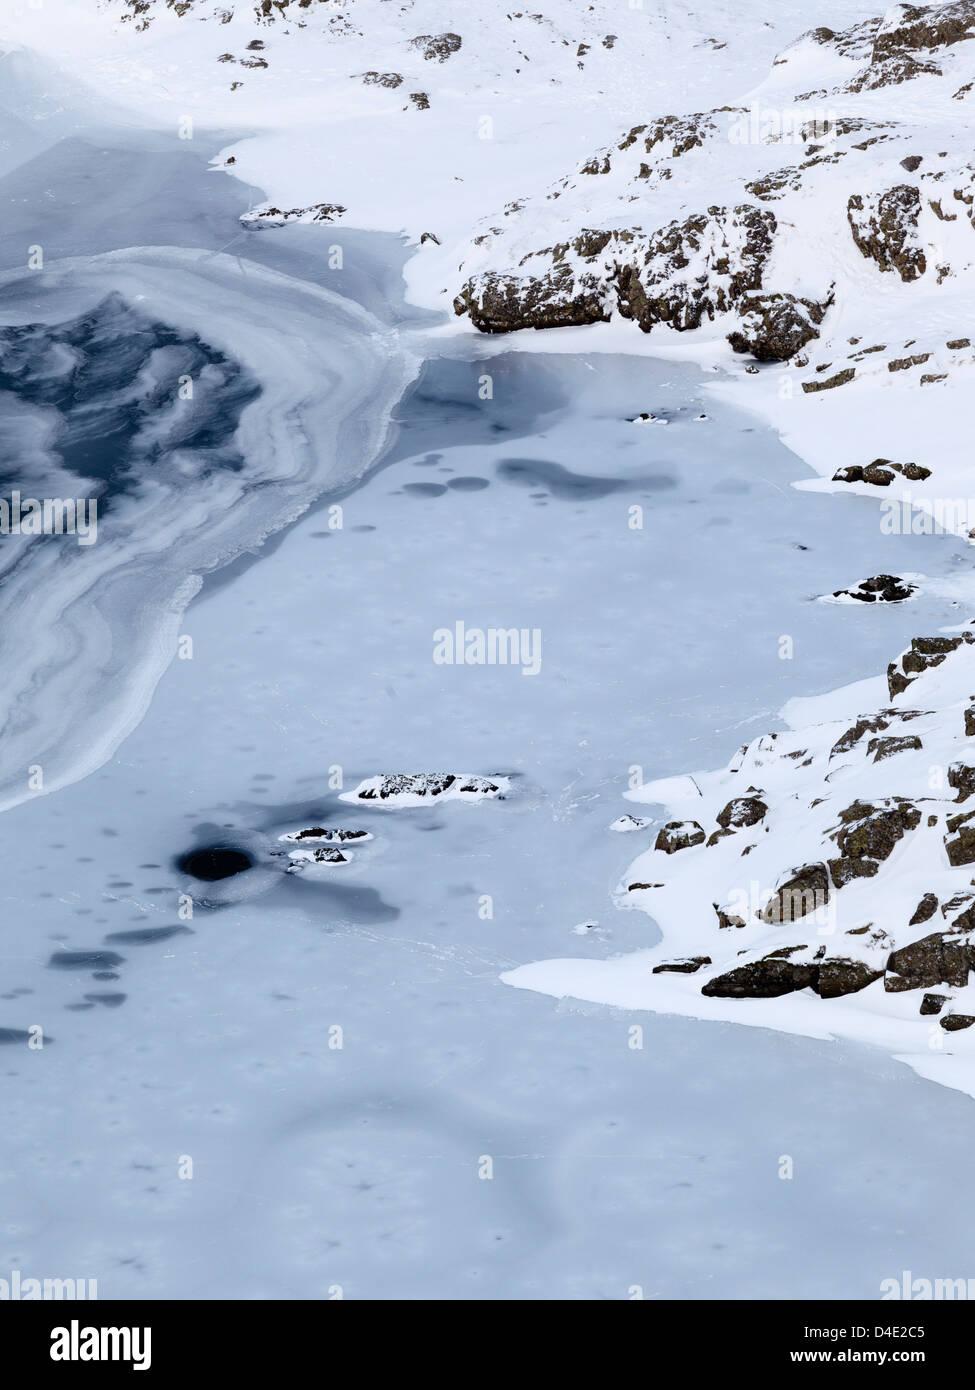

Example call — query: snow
[5,0,975,1298]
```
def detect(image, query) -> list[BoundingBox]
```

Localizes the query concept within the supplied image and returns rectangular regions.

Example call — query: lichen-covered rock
[948,763,975,802]
[702,948,818,998]
[454,262,611,333]
[655,820,706,854]
[716,796,768,829]
[885,930,974,991]
[945,820,975,865]
[827,798,921,887]
[726,292,827,361]
[887,633,974,699]
[941,1013,975,1031]
[910,892,939,926]
[920,991,947,1014]
[760,863,830,922]
[867,733,923,760]
[801,367,855,393]
[616,204,776,333]
[815,957,884,998]
[847,185,926,282]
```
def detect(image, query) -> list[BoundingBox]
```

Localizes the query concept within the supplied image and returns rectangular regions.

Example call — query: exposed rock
[760,863,830,922]
[616,205,776,334]
[610,814,651,832]
[815,957,884,998]
[344,773,503,803]
[949,763,975,802]
[409,32,462,62]
[831,574,916,602]
[454,260,611,333]
[802,367,855,393]
[362,71,403,88]
[241,201,346,229]
[714,904,747,929]
[726,292,827,361]
[409,92,430,110]
[278,827,372,844]
[288,846,351,869]
[702,949,818,998]
[887,633,974,698]
[716,796,768,829]
[654,820,706,854]
[834,458,932,486]
[945,821,975,865]
[847,185,926,282]
[885,930,974,991]
[827,798,921,886]
[889,352,931,371]
[910,893,940,926]
[920,992,947,1014]
[867,733,923,760]
[652,956,712,974]
[942,1013,975,1030]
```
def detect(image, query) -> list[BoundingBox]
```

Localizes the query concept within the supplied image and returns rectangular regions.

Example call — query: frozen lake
[3,123,975,1300]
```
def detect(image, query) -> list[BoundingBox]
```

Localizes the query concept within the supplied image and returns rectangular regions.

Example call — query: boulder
[654,820,706,854]
[885,930,974,991]
[760,863,830,922]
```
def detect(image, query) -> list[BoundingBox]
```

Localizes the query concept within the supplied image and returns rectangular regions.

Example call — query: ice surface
[3,45,975,1303]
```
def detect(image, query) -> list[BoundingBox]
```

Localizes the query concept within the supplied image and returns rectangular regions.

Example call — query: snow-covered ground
[5,0,975,1299]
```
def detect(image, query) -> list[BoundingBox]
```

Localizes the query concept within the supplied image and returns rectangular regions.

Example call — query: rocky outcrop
[831,575,916,602]
[279,826,372,843]
[847,185,926,282]
[454,261,611,333]
[456,206,775,338]
[409,32,462,62]
[887,633,975,699]
[816,957,885,997]
[885,929,975,991]
[615,205,775,333]
[801,367,855,393]
[760,864,830,922]
[342,774,505,803]
[832,459,932,485]
[716,796,767,829]
[241,201,345,229]
[655,821,706,854]
[726,292,827,361]
[827,799,921,887]
[702,948,819,998]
